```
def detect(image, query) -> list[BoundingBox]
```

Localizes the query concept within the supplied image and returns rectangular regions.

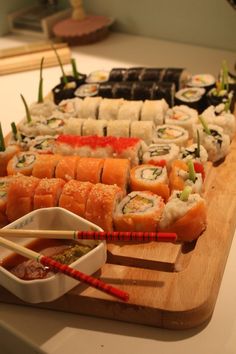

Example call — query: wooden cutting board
[0,111,236,329]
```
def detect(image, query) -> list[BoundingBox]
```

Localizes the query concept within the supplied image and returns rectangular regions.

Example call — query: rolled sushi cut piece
[113,191,165,232]
[113,137,146,166]
[63,118,86,136]
[55,155,79,181]
[152,82,175,107]
[86,70,109,83]
[142,143,180,169]
[37,114,66,136]
[107,120,131,138]
[117,100,143,121]
[140,99,169,125]
[162,68,189,90]
[32,154,61,178]
[186,73,216,92]
[175,87,206,112]
[34,177,65,210]
[159,189,207,242]
[85,183,123,231]
[0,177,12,227]
[29,99,57,118]
[98,98,124,120]
[164,105,198,138]
[79,96,102,119]
[154,124,189,147]
[74,83,99,98]
[76,157,104,184]
[132,81,154,100]
[101,158,130,195]
[179,143,208,165]
[109,68,127,81]
[27,135,57,154]
[0,131,21,177]
[125,67,144,81]
[58,97,83,117]
[130,164,170,202]
[82,118,107,137]
[7,151,38,176]
[97,82,114,98]
[139,68,165,82]
[130,121,155,145]
[113,82,133,100]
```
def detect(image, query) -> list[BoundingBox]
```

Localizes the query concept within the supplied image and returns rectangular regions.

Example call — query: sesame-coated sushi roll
[76,157,104,184]
[79,96,102,119]
[85,183,123,231]
[101,158,130,195]
[98,98,124,120]
[130,121,154,145]
[0,177,11,227]
[154,125,189,146]
[117,100,143,121]
[32,154,61,178]
[7,151,38,176]
[63,118,86,136]
[6,175,40,222]
[164,105,198,138]
[159,188,207,242]
[55,156,79,181]
[114,191,165,232]
[140,99,168,125]
[82,118,107,137]
[130,164,170,202]
[34,178,65,210]
[0,144,21,177]
[142,143,179,169]
[59,180,93,218]
[179,143,208,165]
[107,120,131,138]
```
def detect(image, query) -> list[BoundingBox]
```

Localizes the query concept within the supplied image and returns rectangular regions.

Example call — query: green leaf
[179,186,192,201]
[20,94,32,123]
[52,44,68,85]
[0,122,5,151]
[38,57,44,103]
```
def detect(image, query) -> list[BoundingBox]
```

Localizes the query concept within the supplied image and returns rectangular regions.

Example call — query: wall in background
[1,0,236,51]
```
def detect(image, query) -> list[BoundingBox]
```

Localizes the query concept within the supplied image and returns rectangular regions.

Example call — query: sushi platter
[0,60,236,329]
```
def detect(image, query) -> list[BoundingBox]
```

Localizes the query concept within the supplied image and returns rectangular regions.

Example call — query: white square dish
[0,207,107,303]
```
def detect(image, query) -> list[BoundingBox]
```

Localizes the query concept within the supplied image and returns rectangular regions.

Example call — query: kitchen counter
[0,32,236,354]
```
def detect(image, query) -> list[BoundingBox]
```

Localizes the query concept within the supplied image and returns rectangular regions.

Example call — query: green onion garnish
[222,60,229,92]
[52,44,68,85]
[0,123,6,152]
[71,58,79,80]
[198,115,211,135]
[11,122,18,141]
[38,57,44,103]
[20,94,32,123]
[179,186,192,201]
[187,159,196,182]
[196,129,200,158]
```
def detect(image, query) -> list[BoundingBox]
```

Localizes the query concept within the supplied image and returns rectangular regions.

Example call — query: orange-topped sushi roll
[76,157,104,184]
[114,191,165,232]
[0,177,12,227]
[0,145,21,177]
[101,158,130,195]
[6,175,40,222]
[32,154,61,179]
[59,180,93,218]
[7,151,38,176]
[130,164,169,202]
[85,183,123,231]
[55,156,79,181]
[34,178,65,210]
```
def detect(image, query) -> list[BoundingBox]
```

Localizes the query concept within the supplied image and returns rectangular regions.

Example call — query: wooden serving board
[1,110,236,329]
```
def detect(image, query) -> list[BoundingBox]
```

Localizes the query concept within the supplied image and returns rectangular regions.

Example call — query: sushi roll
[130,164,170,202]
[154,124,189,146]
[76,157,105,183]
[140,99,169,125]
[113,191,165,232]
[82,118,107,137]
[7,151,38,176]
[0,177,12,227]
[159,188,207,242]
[164,105,198,138]
[130,121,155,145]
[79,96,102,119]
[152,82,175,107]
[58,97,83,117]
[86,70,109,83]
[97,82,114,98]
[114,137,146,166]
[98,98,124,120]
[162,68,189,90]
[175,87,206,112]
[186,73,216,92]
[55,156,79,181]
[101,158,130,195]
[34,178,65,210]
[179,143,208,165]
[38,113,66,136]
[27,135,57,154]
[0,141,21,177]
[109,68,127,81]
[113,82,133,99]
[59,180,93,218]
[6,175,40,222]
[85,183,123,231]
[29,99,57,118]
[125,67,143,81]
[63,118,86,136]
[74,83,99,98]
[32,154,61,178]
[193,119,230,163]
[107,120,131,138]
[139,68,165,82]
[142,143,180,169]
[117,100,143,121]
[18,116,46,138]
[132,82,154,100]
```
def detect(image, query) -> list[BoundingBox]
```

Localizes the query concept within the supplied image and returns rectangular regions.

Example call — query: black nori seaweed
[140,68,165,82]
[162,68,185,90]
[98,82,114,98]
[52,82,76,104]
[132,81,155,100]
[59,73,87,86]
[109,68,127,82]
[113,82,133,99]
[125,67,144,81]
[152,82,175,106]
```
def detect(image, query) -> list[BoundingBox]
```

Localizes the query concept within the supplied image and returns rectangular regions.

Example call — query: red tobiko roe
[194,162,205,180]
[147,159,167,167]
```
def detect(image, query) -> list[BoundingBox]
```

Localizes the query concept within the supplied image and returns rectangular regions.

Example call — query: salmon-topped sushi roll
[55,156,80,181]
[85,183,123,231]
[0,177,12,227]
[159,188,207,242]
[7,151,38,176]
[114,191,165,232]
[59,180,93,218]
[32,154,61,179]
[101,158,130,195]
[34,178,65,210]
[76,157,105,184]
[130,164,170,202]
[0,124,21,176]
[6,175,40,222]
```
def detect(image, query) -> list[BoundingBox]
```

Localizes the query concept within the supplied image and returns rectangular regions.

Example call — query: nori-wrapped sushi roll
[109,68,127,82]
[98,82,115,98]
[175,87,207,112]
[140,68,165,82]
[125,67,144,81]
[152,82,175,106]
[162,68,189,90]
[113,82,133,99]
[132,82,155,100]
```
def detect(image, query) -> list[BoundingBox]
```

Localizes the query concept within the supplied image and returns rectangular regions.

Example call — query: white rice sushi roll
[107,120,131,137]
[28,135,57,154]
[164,105,198,138]
[82,118,107,137]
[179,144,208,164]
[154,124,189,146]
[193,121,230,163]
[58,97,83,118]
[18,116,46,138]
[117,100,143,121]
[175,87,206,111]
[140,99,168,125]
[142,143,179,169]
[187,73,216,92]
[37,113,67,136]
[201,103,236,140]
[29,99,57,118]
[63,118,86,136]
[98,98,124,120]
[130,121,155,145]
[79,96,102,119]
